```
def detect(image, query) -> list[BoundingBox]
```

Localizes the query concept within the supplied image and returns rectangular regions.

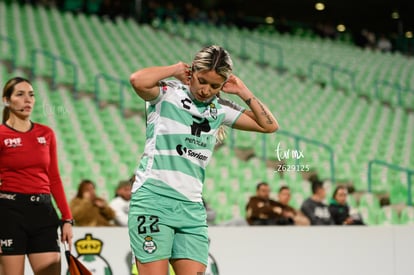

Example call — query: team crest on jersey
[209,103,217,120]
[4,138,22,147]
[37,136,46,145]
[143,236,157,254]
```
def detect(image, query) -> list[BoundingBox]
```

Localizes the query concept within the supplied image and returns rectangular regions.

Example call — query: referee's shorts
[0,191,61,255]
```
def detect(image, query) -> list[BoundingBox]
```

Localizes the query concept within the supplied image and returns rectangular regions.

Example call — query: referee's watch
[61,219,74,226]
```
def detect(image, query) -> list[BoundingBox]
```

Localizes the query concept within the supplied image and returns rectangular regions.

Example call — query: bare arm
[129,62,190,101]
[222,75,279,133]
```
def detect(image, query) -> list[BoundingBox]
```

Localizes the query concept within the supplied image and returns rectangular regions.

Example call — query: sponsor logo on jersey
[37,136,46,145]
[4,138,22,147]
[176,144,208,161]
[181,98,192,110]
[184,137,207,148]
[191,116,211,137]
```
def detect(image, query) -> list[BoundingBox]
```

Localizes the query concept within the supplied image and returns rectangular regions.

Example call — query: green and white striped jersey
[132,80,243,202]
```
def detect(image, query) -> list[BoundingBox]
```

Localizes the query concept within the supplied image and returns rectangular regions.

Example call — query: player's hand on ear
[174,62,191,85]
[222,75,248,96]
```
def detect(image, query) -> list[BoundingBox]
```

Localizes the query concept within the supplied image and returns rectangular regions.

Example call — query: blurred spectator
[354,28,371,48]
[300,180,334,225]
[109,179,132,226]
[246,182,289,225]
[328,185,364,225]
[315,21,337,39]
[377,33,392,52]
[365,30,377,49]
[70,179,115,226]
[355,29,377,49]
[277,186,310,226]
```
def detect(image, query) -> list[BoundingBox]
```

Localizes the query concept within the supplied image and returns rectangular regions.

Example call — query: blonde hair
[216,126,227,144]
[192,45,233,80]
[192,46,234,144]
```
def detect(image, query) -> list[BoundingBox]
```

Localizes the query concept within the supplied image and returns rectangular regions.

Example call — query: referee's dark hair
[2,77,32,123]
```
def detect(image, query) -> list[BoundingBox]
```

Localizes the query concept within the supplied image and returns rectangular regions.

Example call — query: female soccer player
[129,45,279,275]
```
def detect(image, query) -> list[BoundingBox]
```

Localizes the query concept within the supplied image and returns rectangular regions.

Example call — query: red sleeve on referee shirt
[48,130,72,220]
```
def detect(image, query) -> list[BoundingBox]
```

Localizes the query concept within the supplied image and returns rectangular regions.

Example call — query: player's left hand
[221,75,248,96]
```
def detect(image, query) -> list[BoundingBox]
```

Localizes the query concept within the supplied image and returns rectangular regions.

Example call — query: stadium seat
[399,206,414,225]
[358,192,381,209]
[376,206,400,225]
[358,205,379,225]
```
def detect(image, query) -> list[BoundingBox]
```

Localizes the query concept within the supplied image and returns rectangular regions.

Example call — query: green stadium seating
[357,205,379,225]
[1,2,413,224]
[399,206,414,225]
[376,206,400,225]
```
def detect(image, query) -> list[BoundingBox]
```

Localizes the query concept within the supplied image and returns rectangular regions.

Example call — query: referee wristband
[61,219,74,226]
